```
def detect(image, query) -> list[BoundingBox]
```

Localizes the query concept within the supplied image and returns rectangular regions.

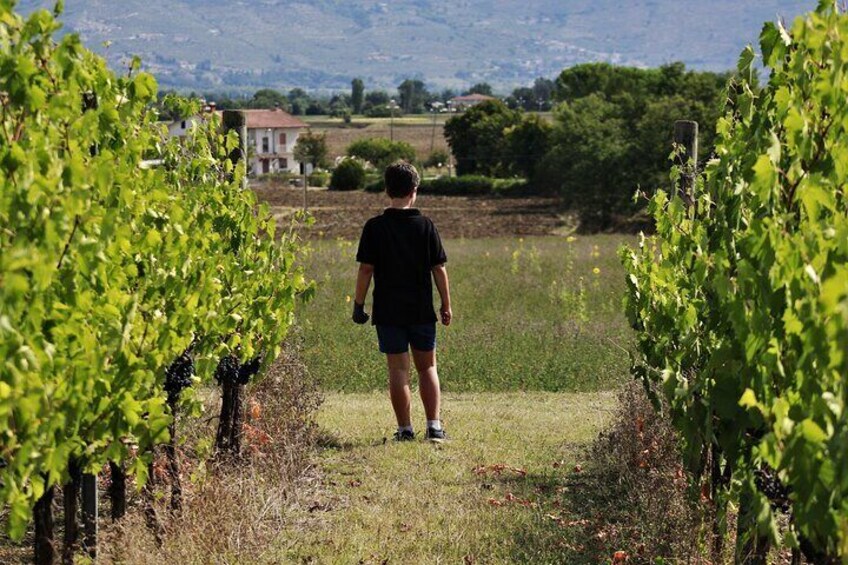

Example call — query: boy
[352,161,452,443]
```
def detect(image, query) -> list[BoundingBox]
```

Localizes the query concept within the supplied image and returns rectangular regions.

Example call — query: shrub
[307,170,330,187]
[364,104,393,118]
[262,170,298,184]
[346,137,416,170]
[364,178,384,193]
[423,149,450,169]
[329,159,366,191]
[365,175,529,196]
[419,175,494,195]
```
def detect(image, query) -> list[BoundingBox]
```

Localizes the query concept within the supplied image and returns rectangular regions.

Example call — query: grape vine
[0,1,312,543]
[623,1,848,559]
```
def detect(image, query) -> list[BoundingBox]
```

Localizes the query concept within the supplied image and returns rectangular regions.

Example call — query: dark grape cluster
[755,466,791,513]
[238,355,262,384]
[165,351,195,404]
[214,354,263,386]
[214,355,240,386]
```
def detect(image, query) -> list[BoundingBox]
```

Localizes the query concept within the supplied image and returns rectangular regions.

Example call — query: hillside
[17,0,811,92]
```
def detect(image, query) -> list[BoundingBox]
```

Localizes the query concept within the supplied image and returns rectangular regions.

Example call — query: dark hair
[384,160,420,198]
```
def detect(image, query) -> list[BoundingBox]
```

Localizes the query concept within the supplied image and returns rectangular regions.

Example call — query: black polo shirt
[356,208,447,326]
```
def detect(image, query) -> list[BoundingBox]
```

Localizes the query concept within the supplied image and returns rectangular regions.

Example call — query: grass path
[275,391,617,563]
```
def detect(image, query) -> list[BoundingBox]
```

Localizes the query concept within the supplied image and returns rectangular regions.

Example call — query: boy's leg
[412,347,440,422]
[387,352,412,427]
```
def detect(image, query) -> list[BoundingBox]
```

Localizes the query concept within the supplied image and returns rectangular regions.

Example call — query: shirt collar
[383,208,421,217]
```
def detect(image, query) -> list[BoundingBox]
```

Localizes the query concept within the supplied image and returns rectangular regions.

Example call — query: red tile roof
[241,109,308,129]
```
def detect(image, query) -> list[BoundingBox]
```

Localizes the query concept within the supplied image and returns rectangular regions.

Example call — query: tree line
[444,62,732,228]
[161,62,733,231]
[159,77,556,121]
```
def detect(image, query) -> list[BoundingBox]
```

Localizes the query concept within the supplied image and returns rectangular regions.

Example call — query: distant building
[164,101,216,138]
[166,115,204,138]
[163,104,308,176]
[449,93,497,111]
[240,108,308,175]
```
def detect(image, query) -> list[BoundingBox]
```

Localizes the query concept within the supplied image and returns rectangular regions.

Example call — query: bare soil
[253,180,571,240]
[303,116,451,162]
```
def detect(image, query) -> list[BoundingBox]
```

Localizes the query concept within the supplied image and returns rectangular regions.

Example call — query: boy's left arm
[432,263,452,326]
[352,263,374,324]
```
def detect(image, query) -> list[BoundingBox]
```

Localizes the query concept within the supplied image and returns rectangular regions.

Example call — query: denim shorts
[376,323,437,354]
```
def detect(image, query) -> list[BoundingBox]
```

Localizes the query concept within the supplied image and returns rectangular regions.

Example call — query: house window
[262,159,270,174]
[279,132,287,146]
[262,137,269,153]
[278,158,288,170]
[181,120,186,130]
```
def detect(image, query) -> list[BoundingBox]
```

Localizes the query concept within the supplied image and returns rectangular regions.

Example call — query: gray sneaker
[393,429,415,442]
[425,427,447,443]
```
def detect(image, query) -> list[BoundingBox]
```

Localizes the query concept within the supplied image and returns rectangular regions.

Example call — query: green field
[298,235,633,392]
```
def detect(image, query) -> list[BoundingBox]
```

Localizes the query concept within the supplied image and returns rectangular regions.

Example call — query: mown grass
[273,391,617,564]
[298,235,633,393]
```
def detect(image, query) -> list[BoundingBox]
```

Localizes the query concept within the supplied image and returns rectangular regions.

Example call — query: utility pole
[429,102,443,154]
[389,99,399,142]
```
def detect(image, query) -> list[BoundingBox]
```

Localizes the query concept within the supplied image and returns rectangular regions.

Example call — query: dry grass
[547,382,710,563]
[97,341,322,565]
[269,391,617,563]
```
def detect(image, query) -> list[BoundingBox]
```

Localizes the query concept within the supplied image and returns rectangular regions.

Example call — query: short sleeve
[356,221,377,265]
[429,222,447,266]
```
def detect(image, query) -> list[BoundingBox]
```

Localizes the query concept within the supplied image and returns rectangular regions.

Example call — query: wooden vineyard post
[673,120,699,205]
[81,473,98,558]
[62,461,82,563]
[165,414,183,511]
[109,462,127,520]
[33,484,55,565]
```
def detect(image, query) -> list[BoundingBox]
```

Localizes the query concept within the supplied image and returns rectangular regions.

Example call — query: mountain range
[17,0,812,93]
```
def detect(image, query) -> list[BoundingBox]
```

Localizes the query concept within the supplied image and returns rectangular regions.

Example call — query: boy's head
[384,160,420,199]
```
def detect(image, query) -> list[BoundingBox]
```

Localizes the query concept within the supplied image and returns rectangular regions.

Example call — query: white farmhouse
[165,115,204,138]
[240,109,308,175]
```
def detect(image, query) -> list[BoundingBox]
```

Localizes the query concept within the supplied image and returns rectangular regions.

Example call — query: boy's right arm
[432,263,452,326]
[352,263,374,324]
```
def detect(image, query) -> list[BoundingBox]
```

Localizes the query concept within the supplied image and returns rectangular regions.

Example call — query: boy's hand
[440,304,452,326]
[352,301,370,325]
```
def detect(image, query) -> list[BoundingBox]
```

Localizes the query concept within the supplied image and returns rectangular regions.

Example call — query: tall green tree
[444,100,521,176]
[398,79,429,114]
[504,114,552,179]
[541,61,729,226]
[351,78,364,114]
[532,77,555,109]
[249,88,289,110]
[293,131,330,168]
[536,94,632,227]
[466,82,493,96]
[346,138,416,170]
